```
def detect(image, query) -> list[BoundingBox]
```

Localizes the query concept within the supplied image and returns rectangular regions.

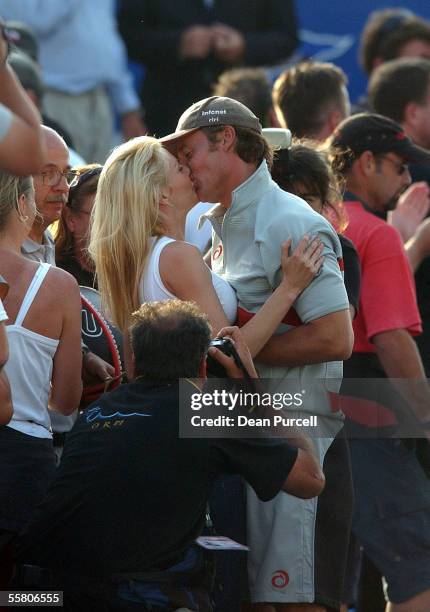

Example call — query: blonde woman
[0,171,82,548]
[90,136,324,358]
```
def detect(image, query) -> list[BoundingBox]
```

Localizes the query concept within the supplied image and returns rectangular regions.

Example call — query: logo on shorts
[271,570,290,589]
[271,570,289,589]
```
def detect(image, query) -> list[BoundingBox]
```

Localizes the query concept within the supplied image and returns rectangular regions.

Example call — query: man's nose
[54,174,70,193]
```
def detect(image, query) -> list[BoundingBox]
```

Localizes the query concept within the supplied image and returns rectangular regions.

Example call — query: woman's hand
[210,326,259,379]
[279,235,324,297]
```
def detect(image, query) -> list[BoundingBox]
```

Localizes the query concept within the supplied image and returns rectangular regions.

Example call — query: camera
[206,337,248,378]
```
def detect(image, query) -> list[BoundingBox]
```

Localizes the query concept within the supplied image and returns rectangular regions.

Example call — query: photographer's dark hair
[130,300,211,380]
[201,125,273,168]
[360,9,430,75]
[369,57,430,123]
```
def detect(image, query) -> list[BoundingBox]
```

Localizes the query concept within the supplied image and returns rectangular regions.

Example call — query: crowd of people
[1,4,430,612]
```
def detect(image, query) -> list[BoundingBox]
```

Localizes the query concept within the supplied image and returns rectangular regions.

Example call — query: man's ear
[404,100,420,132]
[327,108,344,134]
[198,356,207,379]
[372,57,383,71]
[357,150,376,177]
[17,193,28,220]
[222,125,237,151]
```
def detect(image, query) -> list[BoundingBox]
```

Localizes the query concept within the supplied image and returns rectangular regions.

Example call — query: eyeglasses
[378,155,409,176]
[39,168,80,187]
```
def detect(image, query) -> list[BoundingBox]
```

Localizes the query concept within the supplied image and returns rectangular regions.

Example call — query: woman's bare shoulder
[44,266,81,304]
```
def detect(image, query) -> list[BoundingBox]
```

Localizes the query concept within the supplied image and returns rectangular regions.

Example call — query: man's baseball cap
[331,113,430,164]
[160,96,262,144]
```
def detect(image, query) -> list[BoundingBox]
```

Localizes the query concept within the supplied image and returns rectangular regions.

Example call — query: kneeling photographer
[13,300,324,612]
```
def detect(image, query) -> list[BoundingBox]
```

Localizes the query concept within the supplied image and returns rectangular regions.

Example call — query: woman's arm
[0,370,12,424]
[161,237,323,356]
[160,241,230,336]
[49,272,83,415]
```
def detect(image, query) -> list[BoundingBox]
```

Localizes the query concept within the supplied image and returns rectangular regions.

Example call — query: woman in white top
[0,171,82,542]
[90,136,323,354]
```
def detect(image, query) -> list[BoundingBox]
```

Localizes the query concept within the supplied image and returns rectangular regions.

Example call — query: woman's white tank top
[5,263,59,438]
[139,236,237,323]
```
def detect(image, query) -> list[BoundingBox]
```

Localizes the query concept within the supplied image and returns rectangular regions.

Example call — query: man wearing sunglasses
[329,113,430,612]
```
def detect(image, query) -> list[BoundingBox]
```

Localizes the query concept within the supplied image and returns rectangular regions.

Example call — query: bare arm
[0,57,46,175]
[49,274,83,415]
[0,370,12,425]
[372,328,430,423]
[257,308,353,366]
[0,323,8,372]
[162,238,324,356]
[160,241,230,336]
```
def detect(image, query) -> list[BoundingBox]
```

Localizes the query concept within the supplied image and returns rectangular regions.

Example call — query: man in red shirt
[329,113,430,612]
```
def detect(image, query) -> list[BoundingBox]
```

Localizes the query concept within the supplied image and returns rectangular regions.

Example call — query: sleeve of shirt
[360,224,422,340]
[210,438,298,502]
[0,1,82,37]
[0,104,12,142]
[0,299,8,323]
[259,214,350,323]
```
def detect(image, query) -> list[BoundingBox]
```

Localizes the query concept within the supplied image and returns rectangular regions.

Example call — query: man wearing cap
[330,113,430,611]
[163,96,354,611]
[369,57,430,377]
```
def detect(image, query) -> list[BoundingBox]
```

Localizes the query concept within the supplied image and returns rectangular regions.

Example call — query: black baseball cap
[160,96,262,144]
[331,113,430,165]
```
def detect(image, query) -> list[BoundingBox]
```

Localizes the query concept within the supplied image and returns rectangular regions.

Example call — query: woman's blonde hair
[89,136,171,332]
[0,172,34,232]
